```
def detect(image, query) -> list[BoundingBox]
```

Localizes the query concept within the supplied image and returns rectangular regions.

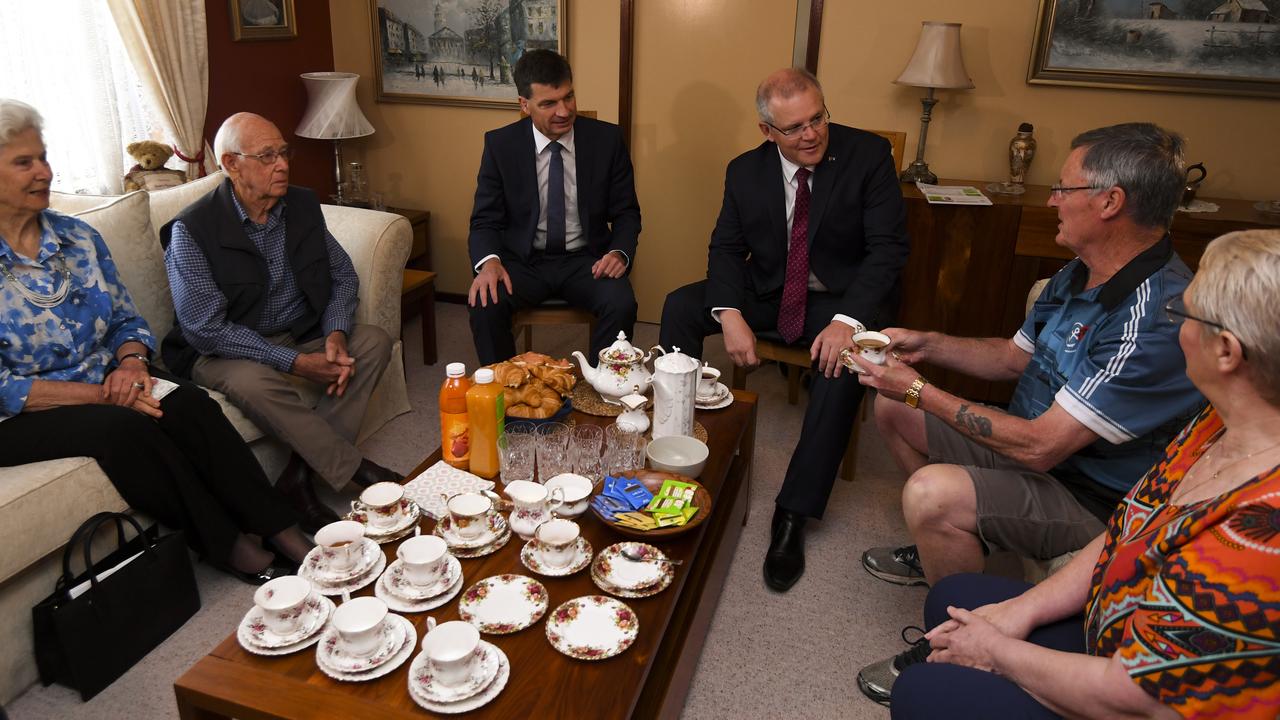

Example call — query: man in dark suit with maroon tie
[467,50,642,365]
[659,68,910,591]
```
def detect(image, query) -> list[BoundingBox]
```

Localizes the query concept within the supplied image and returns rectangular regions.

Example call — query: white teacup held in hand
[254,575,312,636]
[397,534,448,586]
[314,520,366,572]
[841,330,893,373]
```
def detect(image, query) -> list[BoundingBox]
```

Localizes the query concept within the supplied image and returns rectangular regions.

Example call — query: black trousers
[468,251,638,365]
[0,376,297,568]
[892,574,1082,719]
[660,280,890,519]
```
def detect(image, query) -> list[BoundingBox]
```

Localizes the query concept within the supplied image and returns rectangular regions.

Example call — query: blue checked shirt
[165,192,359,373]
[0,211,155,419]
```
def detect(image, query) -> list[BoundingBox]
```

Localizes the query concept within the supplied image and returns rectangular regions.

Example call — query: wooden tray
[589,469,712,540]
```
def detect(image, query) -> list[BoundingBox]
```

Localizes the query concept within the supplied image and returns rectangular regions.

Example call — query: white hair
[213,115,248,168]
[0,98,43,148]
[1188,229,1280,403]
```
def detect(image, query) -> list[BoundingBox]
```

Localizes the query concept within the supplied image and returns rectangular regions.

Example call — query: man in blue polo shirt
[849,123,1205,705]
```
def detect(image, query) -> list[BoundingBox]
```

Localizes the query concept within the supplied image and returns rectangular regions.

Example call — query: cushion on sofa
[147,171,224,237]
[49,189,175,343]
[0,459,129,585]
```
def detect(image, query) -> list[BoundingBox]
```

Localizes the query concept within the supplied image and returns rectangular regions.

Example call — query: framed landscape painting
[370,0,568,109]
[1028,0,1280,98]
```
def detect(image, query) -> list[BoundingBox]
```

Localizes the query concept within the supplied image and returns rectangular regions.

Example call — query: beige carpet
[7,304,934,720]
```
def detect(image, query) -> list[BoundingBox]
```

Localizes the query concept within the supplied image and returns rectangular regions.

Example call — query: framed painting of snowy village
[370,0,568,108]
[1028,0,1280,98]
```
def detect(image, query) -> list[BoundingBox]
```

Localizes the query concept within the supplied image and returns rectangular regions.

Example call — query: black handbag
[32,512,201,701]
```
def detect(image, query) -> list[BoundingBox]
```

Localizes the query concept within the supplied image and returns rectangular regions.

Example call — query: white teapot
[646,346,699,439]
[572,331,653,404]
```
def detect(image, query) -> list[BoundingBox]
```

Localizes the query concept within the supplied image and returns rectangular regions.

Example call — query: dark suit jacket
[706,123,909,325]
[467,116,641,270]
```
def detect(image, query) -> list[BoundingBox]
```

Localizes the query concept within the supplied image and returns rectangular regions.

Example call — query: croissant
[488,361,530,388]
[503,382,563,419]
[511,351,554,367]
[532,366,577,396]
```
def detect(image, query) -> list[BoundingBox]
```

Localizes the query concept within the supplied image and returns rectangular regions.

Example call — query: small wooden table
[174,392,758,720]
[402,269,438,365]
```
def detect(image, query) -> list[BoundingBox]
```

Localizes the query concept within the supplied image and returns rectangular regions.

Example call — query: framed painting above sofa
[369,0,568,108]
[1028,0,1280,98]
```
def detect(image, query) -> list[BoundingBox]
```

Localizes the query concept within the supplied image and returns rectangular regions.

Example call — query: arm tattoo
[955,404,993,438]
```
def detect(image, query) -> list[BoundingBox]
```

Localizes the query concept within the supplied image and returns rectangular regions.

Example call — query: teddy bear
[122,140,187,192]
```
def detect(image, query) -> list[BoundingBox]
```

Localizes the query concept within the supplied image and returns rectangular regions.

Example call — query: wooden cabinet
[898,180,1280,403]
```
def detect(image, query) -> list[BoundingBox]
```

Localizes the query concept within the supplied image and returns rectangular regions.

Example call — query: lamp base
[899,161,937,185]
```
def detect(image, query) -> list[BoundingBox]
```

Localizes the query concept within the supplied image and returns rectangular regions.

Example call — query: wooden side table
[386,207,431,270]
[401,269,437,365]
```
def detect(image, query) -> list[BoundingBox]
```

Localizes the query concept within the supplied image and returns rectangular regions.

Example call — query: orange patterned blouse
[1085,406,1280,718]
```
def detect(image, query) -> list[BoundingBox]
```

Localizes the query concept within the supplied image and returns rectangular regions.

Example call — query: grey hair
[1187,229,1280,404]
[213,114,250,167]
[756,68,823,125]
[1070,123,1185,230]
[0,98,43,148]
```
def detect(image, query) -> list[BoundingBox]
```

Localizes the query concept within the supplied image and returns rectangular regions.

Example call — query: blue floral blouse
[0,210,155,420]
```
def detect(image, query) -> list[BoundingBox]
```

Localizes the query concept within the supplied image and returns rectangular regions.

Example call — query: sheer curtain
[107,0,216,180]
[0,1,169,194]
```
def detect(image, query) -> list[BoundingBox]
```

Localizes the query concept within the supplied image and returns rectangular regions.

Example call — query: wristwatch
[904,376,929,409]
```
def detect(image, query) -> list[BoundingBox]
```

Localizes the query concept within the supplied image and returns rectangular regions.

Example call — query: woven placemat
[572,382,651,417]
[645,421,707,445]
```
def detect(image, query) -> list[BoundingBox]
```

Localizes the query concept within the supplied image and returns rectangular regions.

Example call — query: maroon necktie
[777,167,811,343]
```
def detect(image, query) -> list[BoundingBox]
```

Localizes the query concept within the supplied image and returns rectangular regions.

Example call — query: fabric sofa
[0,171,412,703]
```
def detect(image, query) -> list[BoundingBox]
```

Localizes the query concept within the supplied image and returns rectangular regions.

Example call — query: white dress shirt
[474,123,629,272]
[713,146,859,331]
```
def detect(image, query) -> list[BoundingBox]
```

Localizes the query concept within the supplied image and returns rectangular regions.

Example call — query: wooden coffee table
[174,390,758,719]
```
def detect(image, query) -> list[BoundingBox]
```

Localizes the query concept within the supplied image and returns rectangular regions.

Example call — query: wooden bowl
[589,469,712,540]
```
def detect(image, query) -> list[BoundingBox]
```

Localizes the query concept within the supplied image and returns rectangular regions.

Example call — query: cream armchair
[0,172,411,703]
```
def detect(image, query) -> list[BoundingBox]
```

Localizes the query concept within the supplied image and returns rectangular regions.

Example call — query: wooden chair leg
[421,283,437,365]
[731,364,747,390]
[786,365,801,405]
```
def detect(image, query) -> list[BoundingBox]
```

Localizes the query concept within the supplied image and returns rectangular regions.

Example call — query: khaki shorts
[925,414,1105,560]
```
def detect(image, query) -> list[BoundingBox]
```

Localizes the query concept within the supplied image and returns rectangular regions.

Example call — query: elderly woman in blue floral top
[0,99,311,584]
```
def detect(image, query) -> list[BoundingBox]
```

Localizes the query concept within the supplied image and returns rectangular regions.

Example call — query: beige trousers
[193,324,393,490]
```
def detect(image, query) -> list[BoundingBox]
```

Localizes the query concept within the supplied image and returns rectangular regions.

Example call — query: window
[0,1,169,194]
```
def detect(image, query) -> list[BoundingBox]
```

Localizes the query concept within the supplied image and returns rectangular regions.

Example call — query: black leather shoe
[228,560,295,586]
[764,509,806,592]
[349,458,402,489]
[276,453,339,534]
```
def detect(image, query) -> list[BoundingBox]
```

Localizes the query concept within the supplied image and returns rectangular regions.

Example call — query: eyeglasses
[232,147,293,165]
[1164,293,1249,358]
[766,109,830,138]
[1048,184,1101,197]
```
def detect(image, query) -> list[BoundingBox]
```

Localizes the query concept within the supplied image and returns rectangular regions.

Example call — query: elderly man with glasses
[161,112,399,533]
[851,122,1207,707]
[659,67,911,592]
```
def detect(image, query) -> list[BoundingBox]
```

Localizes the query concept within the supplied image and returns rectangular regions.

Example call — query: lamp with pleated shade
[295,72,374,204]
[894,22,974,184]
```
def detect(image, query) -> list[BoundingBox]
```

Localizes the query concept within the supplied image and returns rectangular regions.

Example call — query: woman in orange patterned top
[887,229,1280,719]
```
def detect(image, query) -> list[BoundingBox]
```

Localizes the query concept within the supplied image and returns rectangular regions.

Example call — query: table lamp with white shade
[295,72,374,205]
[895,21,974,184]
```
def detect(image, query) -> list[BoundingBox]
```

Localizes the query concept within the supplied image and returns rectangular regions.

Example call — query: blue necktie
[547,141,566,254]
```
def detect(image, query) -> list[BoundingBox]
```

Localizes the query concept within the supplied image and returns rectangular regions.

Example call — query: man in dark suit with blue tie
[467,50,642,365]
[660,68,910,591]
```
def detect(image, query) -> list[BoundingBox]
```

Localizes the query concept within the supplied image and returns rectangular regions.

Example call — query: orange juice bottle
[465,368,505,479]
[440,362,473,469]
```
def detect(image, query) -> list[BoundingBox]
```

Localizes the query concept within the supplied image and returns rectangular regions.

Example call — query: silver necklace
[0,254,72,309]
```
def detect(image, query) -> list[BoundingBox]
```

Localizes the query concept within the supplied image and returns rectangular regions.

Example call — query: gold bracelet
[904,376,929,409]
